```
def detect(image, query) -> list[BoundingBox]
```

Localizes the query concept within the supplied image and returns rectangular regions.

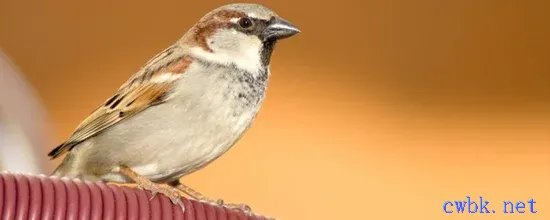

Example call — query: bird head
[181,3,300,75]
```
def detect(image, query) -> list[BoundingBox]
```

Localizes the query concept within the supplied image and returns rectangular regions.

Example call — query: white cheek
[195,30,263,75]
[240,36,262,60]
[233,35,262,72]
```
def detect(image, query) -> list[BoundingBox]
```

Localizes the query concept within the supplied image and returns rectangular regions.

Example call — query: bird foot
[170,181,250,215]
[201,198,252,215]
[137,182,185,212]
[118,166,185,212]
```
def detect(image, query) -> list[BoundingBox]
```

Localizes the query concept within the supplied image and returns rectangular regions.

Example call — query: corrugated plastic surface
[0,172,269,220]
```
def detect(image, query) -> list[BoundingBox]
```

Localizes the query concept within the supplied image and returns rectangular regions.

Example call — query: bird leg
[169,180,252,214]
[118,166,185,212]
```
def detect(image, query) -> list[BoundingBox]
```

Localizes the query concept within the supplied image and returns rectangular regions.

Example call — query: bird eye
[238,17,253,29]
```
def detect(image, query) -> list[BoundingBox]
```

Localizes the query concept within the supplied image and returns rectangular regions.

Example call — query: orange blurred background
[1,0,549,219]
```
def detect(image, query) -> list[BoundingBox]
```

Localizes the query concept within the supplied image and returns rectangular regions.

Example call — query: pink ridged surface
[0,173,267,220]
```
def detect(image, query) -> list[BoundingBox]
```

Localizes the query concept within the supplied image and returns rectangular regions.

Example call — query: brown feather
[192,10,247,52]
[48,55,193,159]
[48,8,247,159]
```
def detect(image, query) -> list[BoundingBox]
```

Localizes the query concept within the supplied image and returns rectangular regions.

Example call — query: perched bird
[47,3,299,213]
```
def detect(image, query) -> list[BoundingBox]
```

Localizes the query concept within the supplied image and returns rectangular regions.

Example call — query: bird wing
[48,49,192,159]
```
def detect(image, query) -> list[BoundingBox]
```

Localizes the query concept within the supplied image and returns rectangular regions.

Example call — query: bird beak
[262,17,300,41]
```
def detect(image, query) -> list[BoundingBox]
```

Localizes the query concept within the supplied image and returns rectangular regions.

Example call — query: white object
[0,49,51,174]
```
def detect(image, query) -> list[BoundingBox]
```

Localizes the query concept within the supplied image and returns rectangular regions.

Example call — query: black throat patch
[231,17,277,68]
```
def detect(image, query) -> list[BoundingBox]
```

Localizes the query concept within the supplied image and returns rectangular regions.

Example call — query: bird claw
[224,203,252,215]
[204,198,225,206]
[136,185,158,201]
[172,197,186,212]
[149,191,158,201]
[171,182,249,214]
[200,198,252,215]
[137,183,185,212]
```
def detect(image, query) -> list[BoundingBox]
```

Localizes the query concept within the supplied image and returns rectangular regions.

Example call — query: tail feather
[50,158,78,178]
[49,152,88,180]
[50,163,64,176]
[47,142,70,159]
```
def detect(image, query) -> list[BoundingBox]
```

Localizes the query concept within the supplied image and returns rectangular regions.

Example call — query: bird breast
[103,61,269,181]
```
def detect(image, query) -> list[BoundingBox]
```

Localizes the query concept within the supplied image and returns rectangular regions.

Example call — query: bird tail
[47,141,79,159]
[47,142,65,158]
[50,164,64,176]
[49,153,101,182]
[49,153,73,177]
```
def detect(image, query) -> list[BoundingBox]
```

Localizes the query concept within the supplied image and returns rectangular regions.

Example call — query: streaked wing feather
[48,53,192,159]
[69,82,170,144]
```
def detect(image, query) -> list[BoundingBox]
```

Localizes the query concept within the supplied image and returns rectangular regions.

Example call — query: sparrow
[47,3,299,213]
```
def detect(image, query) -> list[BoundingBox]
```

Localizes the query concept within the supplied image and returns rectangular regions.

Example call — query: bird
[47,3,300,213]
